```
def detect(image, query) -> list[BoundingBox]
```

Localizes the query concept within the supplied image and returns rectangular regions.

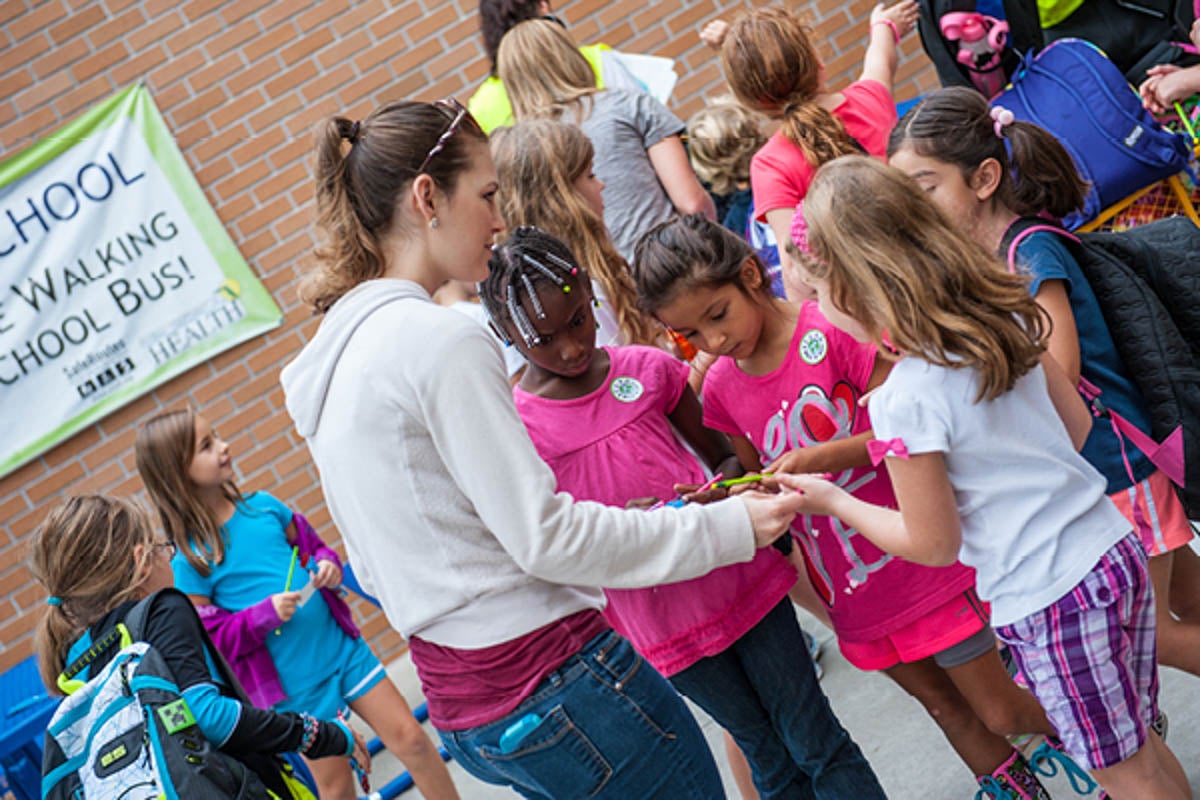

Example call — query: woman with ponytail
[280,98,808,798]
[490,118,660,347]
[718,1,918,297]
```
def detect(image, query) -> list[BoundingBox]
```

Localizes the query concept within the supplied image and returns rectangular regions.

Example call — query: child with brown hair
[31,494,367,799]
[134,408,457,800]
[718,0,919,287]
[786,154,1190,800]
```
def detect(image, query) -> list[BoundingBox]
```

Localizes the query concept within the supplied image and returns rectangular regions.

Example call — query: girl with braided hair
[482,225,885,800]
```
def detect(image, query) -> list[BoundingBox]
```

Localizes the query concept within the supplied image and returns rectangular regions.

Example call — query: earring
[429,216,440,230]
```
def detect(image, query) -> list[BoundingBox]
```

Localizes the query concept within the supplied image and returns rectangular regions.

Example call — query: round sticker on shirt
[610,376,644,403]
[799,329,828,365]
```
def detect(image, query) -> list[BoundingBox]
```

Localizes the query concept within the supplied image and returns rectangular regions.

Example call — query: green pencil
[714,473,774,489]
[283,545,299,591]
[275,545,300,636]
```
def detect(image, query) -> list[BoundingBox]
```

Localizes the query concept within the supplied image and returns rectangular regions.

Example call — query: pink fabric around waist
[408,609,610,731]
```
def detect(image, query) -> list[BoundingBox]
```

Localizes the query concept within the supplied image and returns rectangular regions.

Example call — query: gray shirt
[571,89,684,263]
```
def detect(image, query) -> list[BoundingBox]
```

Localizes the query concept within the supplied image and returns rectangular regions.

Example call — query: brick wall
[0,0,938,673]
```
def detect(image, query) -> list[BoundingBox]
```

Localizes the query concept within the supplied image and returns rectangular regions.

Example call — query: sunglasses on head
[417,97,469,174]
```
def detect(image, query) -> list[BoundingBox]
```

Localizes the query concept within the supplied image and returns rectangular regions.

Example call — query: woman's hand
[740,489,809,548]
[773,473,844,517]
[871,0,918,39]
[271,591,302,623]
[312,558,343,589]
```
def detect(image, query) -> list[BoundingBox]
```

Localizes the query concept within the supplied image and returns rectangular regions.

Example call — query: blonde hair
[135,408,245,577]
[803,156,1047,402]
[721,7,861,168]
[686,98,766,196]
[497,19,596,120]
[31,495,156,693]
[491,120,659,345]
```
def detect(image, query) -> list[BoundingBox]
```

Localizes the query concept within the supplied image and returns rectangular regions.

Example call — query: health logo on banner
[0,84,282,477]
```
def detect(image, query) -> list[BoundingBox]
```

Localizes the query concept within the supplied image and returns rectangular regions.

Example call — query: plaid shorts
[995,533,1157,771]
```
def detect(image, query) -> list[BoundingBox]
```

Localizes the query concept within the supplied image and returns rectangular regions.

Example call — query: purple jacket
[196,512,361,709]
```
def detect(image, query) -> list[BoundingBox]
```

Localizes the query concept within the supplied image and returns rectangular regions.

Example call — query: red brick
[47,4,105,44]
[13,67,73,112]
[213,192,256,228]
[171,85,227,127]
[367,2,420,40]
[242,22,295,63]
[296,2,340,32]
[247,89,301,131]
[193,123,247,165]
[0,69,34,104]
[175,117,212,150]
[112,44,168,85]
[210,88,264,130]
[316,30,370,70]
[8,34,53,75]
[164,13,220,55]
[237,195,291,237]
[42,426,99,468]
[220,0,274,26]
[205,17,261,60]
[81,429,137,471]
[71,41,130,83]
[280,27,332,67]
[181,0,222,22]
[187,51,243,94]
[26,460,84,503]
[87,6,145,49]
[8,1,68,42]
[0,0,25,27]
[299,62,354,103]
[148,47,205,88]
[265,59,319,100]
[212,157,269,200]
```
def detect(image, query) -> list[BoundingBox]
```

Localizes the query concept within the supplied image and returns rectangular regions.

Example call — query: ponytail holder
[783,103,800,117]
[348,120,361,143]
[989,106,1014,138]
[46,596,63,606]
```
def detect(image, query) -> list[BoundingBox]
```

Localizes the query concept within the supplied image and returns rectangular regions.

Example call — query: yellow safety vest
[467,43,610,133]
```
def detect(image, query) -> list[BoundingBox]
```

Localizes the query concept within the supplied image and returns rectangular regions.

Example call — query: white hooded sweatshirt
[281,279,754,648]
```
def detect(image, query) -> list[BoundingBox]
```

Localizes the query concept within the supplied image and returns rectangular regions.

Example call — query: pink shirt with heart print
[703,303,976,642]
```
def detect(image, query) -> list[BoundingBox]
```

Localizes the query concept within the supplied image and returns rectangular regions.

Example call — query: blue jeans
[670,600,886,800]
[438,630,726,799]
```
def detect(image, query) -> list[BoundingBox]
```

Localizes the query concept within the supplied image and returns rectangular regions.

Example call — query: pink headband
[989,106,1014,138]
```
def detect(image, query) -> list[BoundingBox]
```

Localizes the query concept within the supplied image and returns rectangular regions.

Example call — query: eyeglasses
[154,541,177,559]
[417,98,468,175]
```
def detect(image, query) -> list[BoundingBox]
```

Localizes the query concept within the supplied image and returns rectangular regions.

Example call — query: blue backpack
[992,39,1194,229]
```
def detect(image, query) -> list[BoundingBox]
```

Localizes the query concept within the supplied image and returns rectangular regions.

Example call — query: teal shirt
[171,492,352,701]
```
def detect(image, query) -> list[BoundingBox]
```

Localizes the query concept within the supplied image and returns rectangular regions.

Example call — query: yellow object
[1037,0,1086,28]
[468,43,611,133]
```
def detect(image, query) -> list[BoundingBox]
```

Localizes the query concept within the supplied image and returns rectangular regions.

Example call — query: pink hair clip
[789,202,810,253]
[989,106,1014,138]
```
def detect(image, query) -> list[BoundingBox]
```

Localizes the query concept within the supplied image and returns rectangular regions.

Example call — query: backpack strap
[1001,220,1187,489]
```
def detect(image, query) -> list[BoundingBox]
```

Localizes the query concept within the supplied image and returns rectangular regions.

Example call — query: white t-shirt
[869,358,1130,626]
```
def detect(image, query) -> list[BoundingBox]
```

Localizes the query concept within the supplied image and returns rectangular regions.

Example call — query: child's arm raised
[777,453,962,567]
[860,0,919,91]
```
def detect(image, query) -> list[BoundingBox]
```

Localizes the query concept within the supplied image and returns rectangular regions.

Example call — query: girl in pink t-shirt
[483,225,885,800]
[635,214,1066,800]
[717,1,918,300]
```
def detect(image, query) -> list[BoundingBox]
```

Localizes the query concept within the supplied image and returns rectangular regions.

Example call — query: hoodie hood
[282,279,429,438]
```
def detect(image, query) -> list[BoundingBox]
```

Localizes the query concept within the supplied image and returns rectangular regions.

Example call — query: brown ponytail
[30,496,156,693]
[721,7,858,166]
[887,86,1088,219]
[303,101,487,314]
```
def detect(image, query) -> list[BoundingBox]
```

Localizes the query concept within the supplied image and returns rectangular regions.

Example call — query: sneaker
[986,750,1052,800]
[801,628,823,680]
[1029,737,1099,796]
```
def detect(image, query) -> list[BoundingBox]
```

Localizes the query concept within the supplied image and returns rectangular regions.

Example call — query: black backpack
[1002,216,1200,518]
[917,0,1044,96]
[42,590,286,799]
